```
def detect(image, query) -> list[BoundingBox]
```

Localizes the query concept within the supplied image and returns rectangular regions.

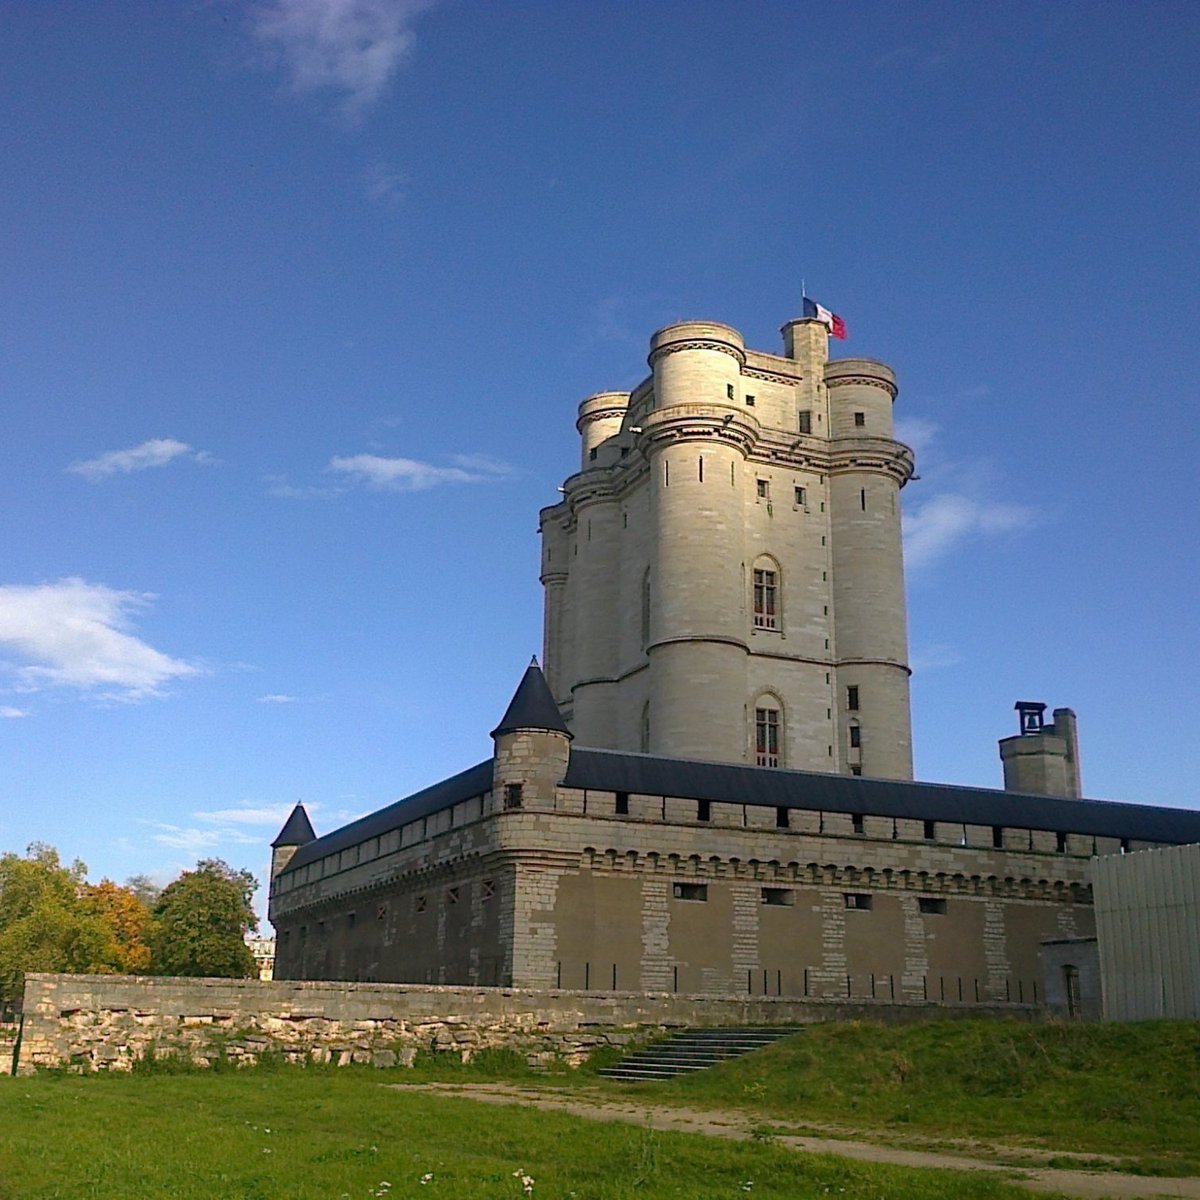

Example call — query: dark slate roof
[564,749,1200,844]
[282,759,493,874]
[279,747,1200,880]
[490,657,571,739]
[271,803,316,848]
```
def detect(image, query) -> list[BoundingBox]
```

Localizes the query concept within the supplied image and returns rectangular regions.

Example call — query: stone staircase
[597,1026,795,1082]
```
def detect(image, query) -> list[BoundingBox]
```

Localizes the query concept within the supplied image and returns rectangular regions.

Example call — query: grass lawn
[577,1019,1200,1176]
[0,1067,1061,1200]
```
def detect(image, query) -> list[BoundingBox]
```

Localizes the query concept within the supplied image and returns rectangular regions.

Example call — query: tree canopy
[150,859,259,979]
[0,846,261,1002]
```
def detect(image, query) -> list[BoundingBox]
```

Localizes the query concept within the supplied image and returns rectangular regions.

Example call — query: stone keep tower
[540,315,915,779]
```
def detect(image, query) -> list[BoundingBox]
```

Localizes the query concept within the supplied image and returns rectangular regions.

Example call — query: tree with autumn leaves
[0,846,258,1005]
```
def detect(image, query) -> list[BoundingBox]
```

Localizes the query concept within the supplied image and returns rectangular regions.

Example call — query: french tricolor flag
[802,297,847,340]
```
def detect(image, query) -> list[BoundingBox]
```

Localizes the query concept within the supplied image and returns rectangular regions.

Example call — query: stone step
[597,1026,796,1081]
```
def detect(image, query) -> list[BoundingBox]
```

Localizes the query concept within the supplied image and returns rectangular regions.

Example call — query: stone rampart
[12,973,1035,1075]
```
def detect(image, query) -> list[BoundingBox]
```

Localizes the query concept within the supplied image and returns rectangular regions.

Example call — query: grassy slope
[0,1068,1058,1200]
[601,1019,1200,1173]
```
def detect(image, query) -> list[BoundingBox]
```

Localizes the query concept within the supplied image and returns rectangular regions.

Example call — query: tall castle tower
[540,315,915,779]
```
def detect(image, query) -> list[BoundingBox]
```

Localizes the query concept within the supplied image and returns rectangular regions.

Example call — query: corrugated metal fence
[1092,843,1200,1020]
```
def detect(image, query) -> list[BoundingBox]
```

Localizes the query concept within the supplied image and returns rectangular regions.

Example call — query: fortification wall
[12,973,1034,1076]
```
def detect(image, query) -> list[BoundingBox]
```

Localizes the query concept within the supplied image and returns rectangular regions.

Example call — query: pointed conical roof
[271,803,316,848]
[490,657,571,739]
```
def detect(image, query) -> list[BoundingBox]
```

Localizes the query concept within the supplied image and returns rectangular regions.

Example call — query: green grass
[0,1067,1061,1200]
[588,1019,1200,1175]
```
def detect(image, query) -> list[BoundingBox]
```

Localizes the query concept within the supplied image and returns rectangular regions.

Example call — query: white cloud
[328,452,513,492]
[257,693,298,704]
[0,705,29,719]
[903,494,1034,571]
[0,579,201,699]
[146,822,259,851]
[252,0,437,117]
[196,804,300,827]
[68,438,211,481]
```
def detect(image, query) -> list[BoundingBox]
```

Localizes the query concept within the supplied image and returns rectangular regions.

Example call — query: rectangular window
[726,383,735,399]
[377,903,388,920]
[850,764,862,776]
[992,825,1004,849]
[847,685,859,711]
[851,813,865,835]
[849,725,861,748]
[697,799,711,822]
[860,488,867,511]
[589,447,597,460]
[755,708,780,767]
[756,478,769,499]
[794,485,807,507]
[673,882,708,902]
[481,878,495,901]
[798,410,812,434]
[348,912,357,928]
[843,892,872,911]
[918,897,947,915]
[504,783,524,810]
[775,805,789,829]
[1056,830,1067,853]
[745,393,756,407]
[615,791,629,815]
[446,886,460,905]
[752,568,778,630]
[761,887,794,907]
[924,820,936,840]
[854,411,865,427]
[414,895,426,914]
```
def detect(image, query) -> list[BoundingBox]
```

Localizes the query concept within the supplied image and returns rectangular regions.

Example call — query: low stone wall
[13,973,1038,1075]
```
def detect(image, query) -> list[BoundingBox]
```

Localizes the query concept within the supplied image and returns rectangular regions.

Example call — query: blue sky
[3,1,1198,917]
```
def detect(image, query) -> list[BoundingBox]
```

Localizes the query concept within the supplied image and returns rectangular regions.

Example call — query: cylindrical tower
[576,392,630,471]
[539,505,570,704]
[825,358,914,780]
[567,483,623,747]
[641,322,756,761]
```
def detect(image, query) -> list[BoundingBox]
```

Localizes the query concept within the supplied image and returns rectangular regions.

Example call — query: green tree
[0,844,113,1002]
[150,859,258,978]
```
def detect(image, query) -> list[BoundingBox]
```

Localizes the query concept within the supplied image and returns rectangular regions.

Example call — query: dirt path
[397,1082,1200,1200]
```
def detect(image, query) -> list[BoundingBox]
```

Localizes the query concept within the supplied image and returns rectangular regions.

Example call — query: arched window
[754,697,782,767]
[752,556,780,631]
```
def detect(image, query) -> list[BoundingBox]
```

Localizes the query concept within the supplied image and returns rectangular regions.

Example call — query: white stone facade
[541,317,914,779]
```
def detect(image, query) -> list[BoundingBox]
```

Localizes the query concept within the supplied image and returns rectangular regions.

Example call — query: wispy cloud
[257,693,298,704]
[196,803,300,827]
[893,416,941,461]
[68,438,212,481]
[898,414,1036,571]
[327,452,514,492]
[251,0,437,118]
[903,493,1034,571]
[364,159,405,207]
[0,579,201,699]
[909,642,964,673]
[145,822,260,851]
[0,705,29,719]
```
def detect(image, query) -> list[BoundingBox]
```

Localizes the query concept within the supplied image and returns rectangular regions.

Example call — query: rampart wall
[10,973,1035,1076]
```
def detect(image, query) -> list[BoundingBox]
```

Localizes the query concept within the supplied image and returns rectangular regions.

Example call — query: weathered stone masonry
[11,973,1035,1076]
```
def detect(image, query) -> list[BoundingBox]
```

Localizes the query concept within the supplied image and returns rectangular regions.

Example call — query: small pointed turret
[491,657,571,739]
[270,803,315,878]
[491,658,571,813]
